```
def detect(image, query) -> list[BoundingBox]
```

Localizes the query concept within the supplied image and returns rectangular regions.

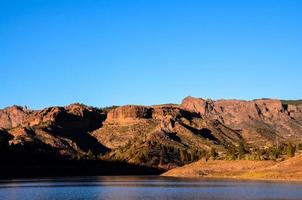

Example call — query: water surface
[0,176,301,200]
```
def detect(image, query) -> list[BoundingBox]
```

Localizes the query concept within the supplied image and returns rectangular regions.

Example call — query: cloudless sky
[1,0,302,109]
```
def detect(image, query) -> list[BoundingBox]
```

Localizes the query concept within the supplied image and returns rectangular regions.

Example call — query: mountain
[0,97,302,177]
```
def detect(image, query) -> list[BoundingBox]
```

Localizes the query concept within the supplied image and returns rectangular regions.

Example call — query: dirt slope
[163,153,302,181]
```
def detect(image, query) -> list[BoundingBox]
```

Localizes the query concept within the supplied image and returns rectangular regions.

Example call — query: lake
[0,176,301,200]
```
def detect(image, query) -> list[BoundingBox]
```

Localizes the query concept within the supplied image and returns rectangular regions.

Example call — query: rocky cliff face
[106,105,153,122]
[181,97,286,124]
[181,96,302,144]
[287,104,302,121]
[0,106,32,129]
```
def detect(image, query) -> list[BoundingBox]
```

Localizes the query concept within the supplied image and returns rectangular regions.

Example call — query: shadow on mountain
[0,141,164,179]
[46,110,108,154]
[180,122,219,143]
[166,132,181,143]
[50,125,108,154]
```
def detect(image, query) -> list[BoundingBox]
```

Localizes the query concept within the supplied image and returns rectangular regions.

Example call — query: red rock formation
[0,106,32,129]
[181,96,286,123]
[181,96,302,142]
[22,103,105,132]
[106,105,153,122]
[0,103,107,157]
[287,104,302,121]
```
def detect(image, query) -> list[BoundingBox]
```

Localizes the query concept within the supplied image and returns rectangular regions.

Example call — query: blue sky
[1,0,302,109]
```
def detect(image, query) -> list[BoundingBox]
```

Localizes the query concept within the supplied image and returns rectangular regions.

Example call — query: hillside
[1,96,302,177]
[162,153,302,181]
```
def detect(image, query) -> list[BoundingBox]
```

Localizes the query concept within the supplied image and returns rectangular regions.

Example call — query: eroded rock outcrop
[106,105,152,122]
[181,96,302,143]
[0,106,32,129]
[181,97,286,123]
[287,104,302,121]
[1,103,107,157]
[22,103,106,132]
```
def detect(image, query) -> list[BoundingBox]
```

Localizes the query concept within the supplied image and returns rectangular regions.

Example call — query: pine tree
[237,142,246,159]
[269,147,281,160]
[287,143,296,157]
[179,149,186,164]
[210,147,218,160]
[87,149,96,160]
[226,146,236,160]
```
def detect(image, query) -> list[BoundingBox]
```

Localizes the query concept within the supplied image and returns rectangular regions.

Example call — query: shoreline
[0,174,301,183]
[161,174,302,183]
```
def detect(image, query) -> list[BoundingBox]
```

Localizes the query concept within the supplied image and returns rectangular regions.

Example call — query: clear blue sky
[1,0,302,109]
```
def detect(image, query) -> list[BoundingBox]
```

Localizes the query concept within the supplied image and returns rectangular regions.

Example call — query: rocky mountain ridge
[181,97,302,144]
[0,97,302,175]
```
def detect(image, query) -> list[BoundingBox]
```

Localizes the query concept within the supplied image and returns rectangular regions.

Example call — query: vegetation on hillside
[281,100,302,105]
[224,142,300,161]
[100,106,119,113]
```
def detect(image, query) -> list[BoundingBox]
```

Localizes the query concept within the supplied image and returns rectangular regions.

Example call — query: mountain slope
[162,153,302,181]
[0,96,302,176]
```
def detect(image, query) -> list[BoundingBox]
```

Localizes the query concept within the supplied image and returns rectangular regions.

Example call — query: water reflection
[0,176,301,200]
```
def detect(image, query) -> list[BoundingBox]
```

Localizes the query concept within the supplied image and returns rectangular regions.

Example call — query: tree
[287,143,296,158]
[179,149,187,164]
[237,142,247,159]
[298,143,302,150]
[197,149,206,159]
[87,149,96,160]
[210,147,218,160]
[269,147,281,160]
[205,152,211,162]
[0,135,9,159]
[0,136,8,149]
[226,146,236,160]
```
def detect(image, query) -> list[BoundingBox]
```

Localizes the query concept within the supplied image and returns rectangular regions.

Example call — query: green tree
[87,149,96,160]
[298,143,302,150]
[269,147,281,160]
[226,146,236,160]
[254,148,267,160]
[205,152,211,162]
[287,143,296,158]
[197,149,206,159]
[0,135,9,161]
[0,136,8,149]
[179,149,187,164]
[210,147,218,160]
[237,142,247,159]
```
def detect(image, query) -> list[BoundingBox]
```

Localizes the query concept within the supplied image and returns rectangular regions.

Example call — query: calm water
[0,176,302,200]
